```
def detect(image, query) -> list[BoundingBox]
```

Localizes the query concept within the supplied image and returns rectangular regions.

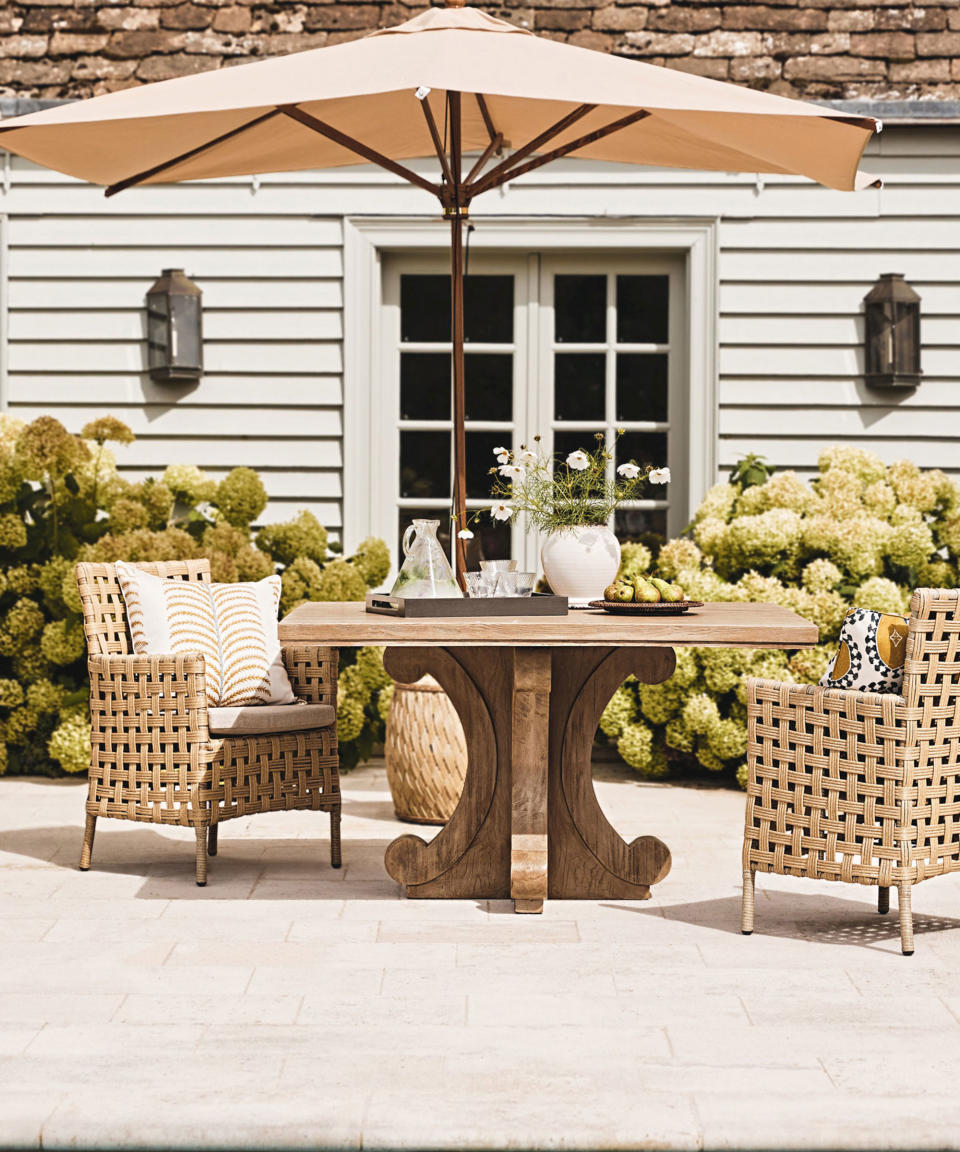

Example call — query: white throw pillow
[115,562,295,708]
[819,607,909,694]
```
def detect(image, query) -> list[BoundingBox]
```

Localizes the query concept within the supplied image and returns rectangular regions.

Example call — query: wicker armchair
[742,588,960,955]
[75,560,341,885]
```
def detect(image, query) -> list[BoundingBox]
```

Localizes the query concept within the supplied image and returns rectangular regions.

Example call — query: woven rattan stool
[76,560,341,885]
[742,588,960,956]
[385,676,466,824]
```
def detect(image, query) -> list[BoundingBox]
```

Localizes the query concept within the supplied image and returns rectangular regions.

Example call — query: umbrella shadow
[603,890,960,950]
[1,824,402,901]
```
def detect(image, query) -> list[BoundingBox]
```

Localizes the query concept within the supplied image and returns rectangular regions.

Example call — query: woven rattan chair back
[75,560,210,656]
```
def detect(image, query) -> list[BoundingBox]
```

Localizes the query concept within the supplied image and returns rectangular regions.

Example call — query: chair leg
[207,825,218,857]
[330,804,341,869]
[195,827,208,887]
[898,881,914,956]
[741,868,755,935]
[878,886,890,915]
[79,813,97,871]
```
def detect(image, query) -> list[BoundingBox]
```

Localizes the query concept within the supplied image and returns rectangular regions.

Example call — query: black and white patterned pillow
[820,607,909,693]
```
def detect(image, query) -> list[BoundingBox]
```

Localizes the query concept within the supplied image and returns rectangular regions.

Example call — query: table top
[278,601,818,649]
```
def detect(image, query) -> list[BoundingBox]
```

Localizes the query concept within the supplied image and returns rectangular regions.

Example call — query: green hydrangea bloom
[788,645,835,684]
[336,694,365,743]
[617,720,655,774]
[6,565,39,595]
[40,619,86,666]
[81,416,135,445]
[235,546,274,583]
[48,712,91,774]
[664,716,694,753]
[108,497,149,534]
[814,468,865,519]
[60,567,82,614]
[854,576,910,617]
[377,684,394,723]
[352,537,391,588]
[802,515,886,579]
[917,559,954,588]
[862,480,897,519]
[656,538,701,580]
[885,521,934,571]
[16,416,89,482]
[735,764,749,790]
[0,679,24,709]
[0,512,27,552]
[12,644,50,684]
[672,648,699,690]
[0,443,23,504]
[26,679,65,715]
[696,742,726,773]
[5,597,45,644]
[802,558,842,594]
[280,556,323,614]
[716,509,802,577]
[683,693,721,737]
[599,684,639,739]
[707,718,748,761]
[699,648,748,694]
[817,445,887,486]
[162,464,217,506]
[737,471,815,517]
[5,707,36,744]
[257,510,328,567]
[37,556,73,614]
[692,516,728,559]
[135,480,175,529]
[638,680,686,725]
[617,540,652,580]
[315,559,368,603]
[216,467,268,528]
[887,460,945,514]
[355,646,391,692]
[694,483,737,524]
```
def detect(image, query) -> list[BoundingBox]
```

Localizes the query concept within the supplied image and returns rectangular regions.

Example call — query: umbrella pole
[448,89,468,591]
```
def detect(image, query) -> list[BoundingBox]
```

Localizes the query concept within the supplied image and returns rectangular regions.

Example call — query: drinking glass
[464,571,498,598]
[479,559,517,574]
[494,571,537,597]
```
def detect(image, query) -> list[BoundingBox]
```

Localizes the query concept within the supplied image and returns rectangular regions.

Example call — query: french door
[379,251,686,575]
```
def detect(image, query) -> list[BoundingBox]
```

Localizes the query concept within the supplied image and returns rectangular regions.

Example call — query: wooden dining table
[279,601,817,913]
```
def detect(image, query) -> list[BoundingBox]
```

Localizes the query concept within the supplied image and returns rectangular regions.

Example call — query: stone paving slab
[3,762,960,1150]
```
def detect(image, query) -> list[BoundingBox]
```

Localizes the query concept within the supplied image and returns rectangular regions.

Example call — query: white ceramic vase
[541,525,621,608]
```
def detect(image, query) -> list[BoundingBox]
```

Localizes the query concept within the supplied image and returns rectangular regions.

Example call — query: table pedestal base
[383,645,674,913]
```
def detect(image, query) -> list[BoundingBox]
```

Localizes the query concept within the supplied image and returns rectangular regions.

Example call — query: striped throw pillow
[115,562,295,708]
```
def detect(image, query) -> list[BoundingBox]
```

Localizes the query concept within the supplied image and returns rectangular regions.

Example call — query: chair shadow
[603,889,960,950]
[1,824,403,901]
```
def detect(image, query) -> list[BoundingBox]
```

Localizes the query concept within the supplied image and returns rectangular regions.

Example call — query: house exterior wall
[1,122,958,540]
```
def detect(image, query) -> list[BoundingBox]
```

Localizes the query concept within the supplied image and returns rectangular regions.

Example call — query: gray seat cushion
[208,702,336,736]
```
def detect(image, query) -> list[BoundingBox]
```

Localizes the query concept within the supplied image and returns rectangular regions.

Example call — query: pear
[633,576,661,603]
[651,577,683,603]
[670,583,687,602]
[609,580,634,603]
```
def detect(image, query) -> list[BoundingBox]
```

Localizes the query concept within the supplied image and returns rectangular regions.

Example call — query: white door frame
[342,215,719,554]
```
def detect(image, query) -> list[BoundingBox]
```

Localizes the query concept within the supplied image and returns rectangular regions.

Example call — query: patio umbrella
[0,0,880,585]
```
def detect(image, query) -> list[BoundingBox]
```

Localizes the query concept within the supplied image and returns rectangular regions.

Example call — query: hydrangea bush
[601,446,959,786]
[0,414,391,777]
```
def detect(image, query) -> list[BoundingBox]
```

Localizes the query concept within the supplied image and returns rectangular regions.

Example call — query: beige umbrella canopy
[0,0,880,581]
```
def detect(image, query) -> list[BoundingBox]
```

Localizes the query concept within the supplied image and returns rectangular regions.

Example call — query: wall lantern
[864,272,921,389]
[146,268,203,383]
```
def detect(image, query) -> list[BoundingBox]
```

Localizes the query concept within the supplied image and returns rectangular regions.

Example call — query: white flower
[493,445,510,464]
[499,464,526,480]
[457,529,474,540]
[648,467,671,485]
[490,502,512,522]
[516,448,538,468]
[566,450,590,471]
[617,462,641,479]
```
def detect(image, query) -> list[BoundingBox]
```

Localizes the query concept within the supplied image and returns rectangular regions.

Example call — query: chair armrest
[88,652,210,740]
[282,645,339,706]
[747,678,906,718]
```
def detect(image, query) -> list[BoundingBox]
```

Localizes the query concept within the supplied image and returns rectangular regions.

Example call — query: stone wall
[0,0,956,102]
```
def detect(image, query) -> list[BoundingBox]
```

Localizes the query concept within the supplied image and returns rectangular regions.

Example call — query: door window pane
[616,354,668,423]
[465,353,512,421]
[465,519,512,565]
[553,429,604,468]
[400,430,449,498]
[398,508,451,570]
[467,431,509,499]
[617,275,669,344]
[401,353,450,420]
[618,430,668,473]
[465,276,514,343]
[401,275,449,342]
[555,275,605,343]
[615,508,667,541]
[554,353,605,421]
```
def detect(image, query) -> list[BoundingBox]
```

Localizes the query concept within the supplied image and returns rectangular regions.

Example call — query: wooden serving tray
[366,591,568,618]
[588,599,704,616]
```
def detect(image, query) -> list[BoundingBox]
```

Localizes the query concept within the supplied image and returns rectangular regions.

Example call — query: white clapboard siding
[4,124,960,538]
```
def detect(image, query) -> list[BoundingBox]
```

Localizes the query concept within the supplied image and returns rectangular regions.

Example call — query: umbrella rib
[475,94,499,146]
[473,108,651,194]
[103,108,282,197]
[468,103,595,198]
[280,104,441,198]
[420,94,454,190]
[465,131,504,186]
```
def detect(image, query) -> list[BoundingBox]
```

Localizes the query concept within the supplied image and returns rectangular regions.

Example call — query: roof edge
[819,98,960,125]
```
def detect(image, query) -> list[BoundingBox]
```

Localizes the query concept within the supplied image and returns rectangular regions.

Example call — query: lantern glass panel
[147,294,169,373]
[169,294,202,370]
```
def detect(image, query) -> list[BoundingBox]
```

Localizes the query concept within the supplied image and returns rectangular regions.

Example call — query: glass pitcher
[390,519,463,599]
